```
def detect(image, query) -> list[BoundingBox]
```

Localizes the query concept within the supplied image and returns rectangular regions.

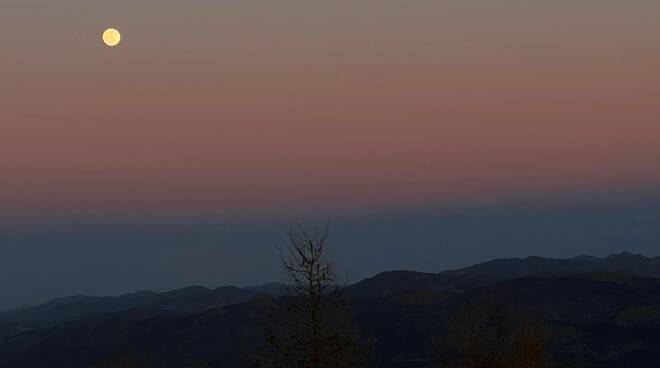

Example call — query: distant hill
[449,252,660,278]
[345,252,660,301]
[345,270,503,301]
[6,271,660,368]
[0,285,255,339]
[2,252,660,367]
[3,252,659,337]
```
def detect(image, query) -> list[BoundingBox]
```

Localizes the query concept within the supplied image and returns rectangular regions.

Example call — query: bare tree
[253,224,368,368]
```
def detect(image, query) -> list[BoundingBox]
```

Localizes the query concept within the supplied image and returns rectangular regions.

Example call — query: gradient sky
[1,1,660,309]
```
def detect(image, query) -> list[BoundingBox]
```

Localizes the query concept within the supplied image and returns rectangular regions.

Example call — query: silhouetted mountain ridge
[345,252,660,301]
[0,285,255,339]
[6,270,660,368]
[449,251,660,278]
[3,252,658,334]
[2,251,660,368]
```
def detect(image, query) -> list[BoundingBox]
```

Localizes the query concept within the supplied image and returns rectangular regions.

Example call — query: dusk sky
[2,1,660,309]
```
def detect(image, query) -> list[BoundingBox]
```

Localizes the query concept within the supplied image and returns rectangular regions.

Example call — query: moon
[102,28,121,47]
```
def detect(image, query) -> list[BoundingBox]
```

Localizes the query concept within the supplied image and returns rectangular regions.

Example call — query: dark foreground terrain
[2,252,660,367]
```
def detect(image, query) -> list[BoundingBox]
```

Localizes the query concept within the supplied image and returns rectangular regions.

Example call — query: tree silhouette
[434,303,557,368]
[252,224,368,368]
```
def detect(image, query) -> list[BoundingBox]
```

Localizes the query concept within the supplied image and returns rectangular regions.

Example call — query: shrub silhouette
[434,303,558,368]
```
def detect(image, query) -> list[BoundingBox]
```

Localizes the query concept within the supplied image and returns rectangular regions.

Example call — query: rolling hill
[2,252,660,367]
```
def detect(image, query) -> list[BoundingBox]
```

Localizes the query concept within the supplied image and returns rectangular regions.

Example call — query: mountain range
[2,252,660,367]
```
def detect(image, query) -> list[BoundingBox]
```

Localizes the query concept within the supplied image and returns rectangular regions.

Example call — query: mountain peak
[606,252,647,260]
[451,252,660,279]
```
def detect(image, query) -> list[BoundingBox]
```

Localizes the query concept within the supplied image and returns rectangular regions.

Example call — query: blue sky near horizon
[2,191,660,310]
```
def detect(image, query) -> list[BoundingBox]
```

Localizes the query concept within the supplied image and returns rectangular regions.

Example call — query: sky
[1,1,660,309]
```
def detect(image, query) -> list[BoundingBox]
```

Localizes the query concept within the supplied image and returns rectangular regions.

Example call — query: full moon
[102,28,121,47]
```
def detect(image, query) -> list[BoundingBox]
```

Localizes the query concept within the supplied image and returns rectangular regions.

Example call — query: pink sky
[2,0,660,221]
